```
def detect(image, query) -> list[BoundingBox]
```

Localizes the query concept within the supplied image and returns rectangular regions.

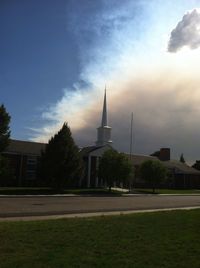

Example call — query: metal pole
[129,112,133,192]
[129,112,133,158]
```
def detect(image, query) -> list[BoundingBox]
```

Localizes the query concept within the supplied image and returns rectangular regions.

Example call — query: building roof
[128,153,200,175]
[80,146,104,156]
[162,160,200,175]
[4,139,46,156]
[129,154,158,165]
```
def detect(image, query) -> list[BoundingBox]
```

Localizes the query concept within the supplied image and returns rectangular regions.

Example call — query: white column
[87,156,91,188]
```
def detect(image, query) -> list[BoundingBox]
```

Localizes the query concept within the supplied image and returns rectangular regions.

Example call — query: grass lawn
[0,210,200,268]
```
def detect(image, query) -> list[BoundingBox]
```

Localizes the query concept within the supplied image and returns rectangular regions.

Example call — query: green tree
[192,160,200,170]
[0,104,11,185]
[0,104,11,152]
[39,123,83,190]
[180,153,185,163]
[98,149,134,192]
[117,153,134,191]
[150,150,160,157]
[140,160,167,193]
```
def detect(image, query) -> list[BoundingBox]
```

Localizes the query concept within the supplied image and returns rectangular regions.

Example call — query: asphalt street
[0,195,200,218]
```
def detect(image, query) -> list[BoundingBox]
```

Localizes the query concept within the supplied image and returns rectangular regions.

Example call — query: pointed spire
[101,86,107,127]
[96,87,112,146]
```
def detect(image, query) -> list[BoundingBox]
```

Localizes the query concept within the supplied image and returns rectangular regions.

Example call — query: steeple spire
[101,87,107,126]
[96,87,112,146]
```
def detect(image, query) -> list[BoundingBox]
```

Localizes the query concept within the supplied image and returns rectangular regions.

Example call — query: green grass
[133,188,200,194]
[0,209,200,268]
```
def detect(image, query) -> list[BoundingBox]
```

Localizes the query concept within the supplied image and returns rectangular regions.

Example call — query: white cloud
[168,9,200,52]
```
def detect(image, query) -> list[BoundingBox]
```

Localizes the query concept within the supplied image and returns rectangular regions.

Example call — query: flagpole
[129,112,133,158]
[129,112,133,192]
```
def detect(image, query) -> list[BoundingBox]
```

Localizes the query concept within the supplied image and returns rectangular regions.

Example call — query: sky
[1,0,200,164]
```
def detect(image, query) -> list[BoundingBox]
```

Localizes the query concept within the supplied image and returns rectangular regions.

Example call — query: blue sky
[1,0,200,163]
[0,0,81,137]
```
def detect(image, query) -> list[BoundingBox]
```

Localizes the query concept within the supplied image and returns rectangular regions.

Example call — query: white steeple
[101,88,107,126]
[96,88,112,146]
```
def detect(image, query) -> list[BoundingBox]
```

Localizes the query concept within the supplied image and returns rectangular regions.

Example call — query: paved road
[0,195,200,218]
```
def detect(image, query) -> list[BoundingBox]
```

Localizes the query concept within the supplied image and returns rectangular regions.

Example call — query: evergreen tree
[0,104,11,152]
[39,123,83,190]
[180,153,185,163]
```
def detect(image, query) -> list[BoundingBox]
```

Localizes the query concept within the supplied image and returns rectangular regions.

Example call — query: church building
[80,89,200,189]
[80,89,113,187]
[2,89,200,189]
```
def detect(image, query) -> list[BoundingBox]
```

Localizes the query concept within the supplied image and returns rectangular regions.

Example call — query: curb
[0,193,200,198]
[0,206,200,222]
